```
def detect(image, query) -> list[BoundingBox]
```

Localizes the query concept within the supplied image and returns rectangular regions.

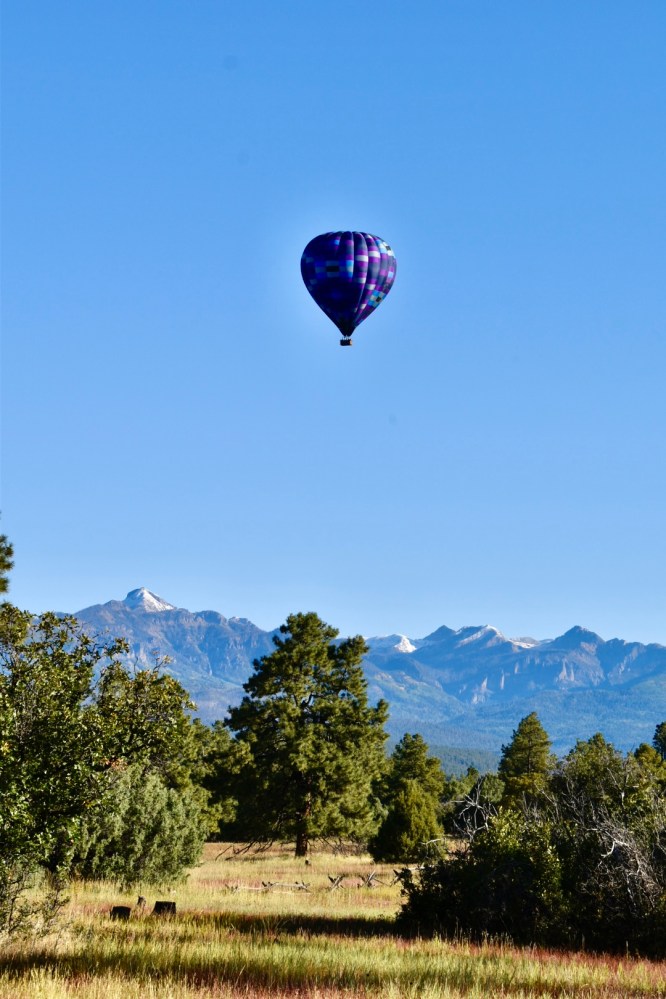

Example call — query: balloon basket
[339,338,353,347]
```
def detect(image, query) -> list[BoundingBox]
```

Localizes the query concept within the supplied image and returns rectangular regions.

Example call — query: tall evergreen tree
[369,733,445,862]
[0,535,13,595]
[383,733,445,801]
[653,721,666,761]
[226,612,388,855]
[498,712,552,804]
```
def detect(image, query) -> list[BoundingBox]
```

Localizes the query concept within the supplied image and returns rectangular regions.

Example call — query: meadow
[0,844,664,999]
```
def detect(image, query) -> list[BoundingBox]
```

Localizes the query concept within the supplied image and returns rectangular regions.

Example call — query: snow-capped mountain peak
[70,590,666,752]
[367,633,418,654]
[123,588,176,613]
[456,625,504,647]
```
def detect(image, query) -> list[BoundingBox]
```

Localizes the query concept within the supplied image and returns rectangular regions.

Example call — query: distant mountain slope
[72,589,666,756]
[74,588,277,718]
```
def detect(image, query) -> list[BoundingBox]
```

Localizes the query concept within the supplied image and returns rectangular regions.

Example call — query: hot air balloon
[301,231,396,346]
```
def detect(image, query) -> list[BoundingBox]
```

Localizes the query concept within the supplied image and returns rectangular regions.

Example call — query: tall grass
[1,844,664,997]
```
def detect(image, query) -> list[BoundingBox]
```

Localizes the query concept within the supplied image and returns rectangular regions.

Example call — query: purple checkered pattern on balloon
[301,231,396,339]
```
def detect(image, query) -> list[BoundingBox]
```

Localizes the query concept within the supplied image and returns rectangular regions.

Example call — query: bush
[399,730,666,956]
[398,810,566,945]
[71,765,206,888]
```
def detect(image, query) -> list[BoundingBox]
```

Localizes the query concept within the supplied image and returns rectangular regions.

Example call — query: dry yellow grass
[87,843,400,914]
[1,844,664,998]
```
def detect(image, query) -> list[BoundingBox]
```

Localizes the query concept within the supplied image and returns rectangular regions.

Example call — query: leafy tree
[0,535,13,595]
[548,734,666,953]
[498,712,552,804]
[550,733,628,817]
[94,660,201,792]
[440,765,481,819]
[634,742,666,789]
[441,768,504,840]
[226,612,388,855]
[398,810,566,945]
[0,605,205,932]
[0,608,129,876]
[0,607,127,932]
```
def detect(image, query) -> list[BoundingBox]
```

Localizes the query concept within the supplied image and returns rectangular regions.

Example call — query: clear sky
[3,2,665,643]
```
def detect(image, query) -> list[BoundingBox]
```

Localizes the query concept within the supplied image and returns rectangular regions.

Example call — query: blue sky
[3,1,665,643]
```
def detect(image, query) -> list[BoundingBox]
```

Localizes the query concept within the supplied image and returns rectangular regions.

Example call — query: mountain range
[72,588,666,760]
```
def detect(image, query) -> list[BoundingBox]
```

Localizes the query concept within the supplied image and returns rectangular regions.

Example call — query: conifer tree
[370,733,445,862]
[370,780,442,863]
[226,612,388,855]
[71,764,206,888]
[0,535,13,595]
[383,733,445,801]
[498,712,552,804]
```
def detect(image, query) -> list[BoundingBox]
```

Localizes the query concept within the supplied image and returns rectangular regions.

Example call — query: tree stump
[110,905,131,920]
[152,900,176,916]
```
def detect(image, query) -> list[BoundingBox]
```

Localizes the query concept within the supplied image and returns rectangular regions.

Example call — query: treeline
[399,713,666,956]
[1,536,665,953]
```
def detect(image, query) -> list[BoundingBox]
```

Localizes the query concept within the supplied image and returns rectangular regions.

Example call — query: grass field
[1,844,664,998]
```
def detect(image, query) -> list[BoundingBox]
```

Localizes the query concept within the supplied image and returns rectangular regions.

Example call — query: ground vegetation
[0,843,664,998]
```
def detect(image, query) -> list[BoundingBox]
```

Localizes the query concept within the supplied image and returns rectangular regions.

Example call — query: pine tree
[653,721,666,761]
[370,780,442,863]
[226,612,388,855]
[370,733,445,862]
[0,535,13,595]
[498,712,552,804]
[383,733,445,801]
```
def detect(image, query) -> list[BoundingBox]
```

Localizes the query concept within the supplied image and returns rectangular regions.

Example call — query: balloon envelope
[301,231,396,342]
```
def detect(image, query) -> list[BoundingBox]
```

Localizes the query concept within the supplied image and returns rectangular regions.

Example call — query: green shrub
[72,764,206,888]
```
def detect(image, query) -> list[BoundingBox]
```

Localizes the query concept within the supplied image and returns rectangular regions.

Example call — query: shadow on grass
[0,912,405,979]
[189,909,404,939]
[1,914,661,998]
